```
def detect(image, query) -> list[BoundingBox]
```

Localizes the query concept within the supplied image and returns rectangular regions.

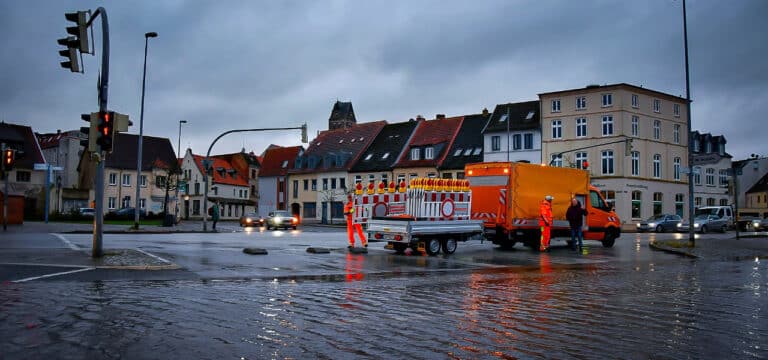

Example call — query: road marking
[0,262,90,268]
[52,233,80,250]
[136,248,172,264]
[12,267,95,283]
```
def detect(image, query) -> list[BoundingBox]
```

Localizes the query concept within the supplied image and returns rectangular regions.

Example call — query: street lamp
[175,120,187,224]
[134,31,158,230]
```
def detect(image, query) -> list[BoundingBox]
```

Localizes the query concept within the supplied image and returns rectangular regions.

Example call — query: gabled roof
[483,100,540,133]
[349,121,418,173]
[393,116,463,169]
[691,131,732,157]
[439,113,489,170]
[103,133,177,171]
[746,171,768,194]
[538,83,689,103]
[36,130,79,149]
[292,121,387,174]
[259,145,303,177]
[212,151,261,179]
[191,154,248,186]
[0,122,47,169]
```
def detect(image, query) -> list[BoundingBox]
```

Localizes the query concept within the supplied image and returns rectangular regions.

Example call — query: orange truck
[466,162,621,249]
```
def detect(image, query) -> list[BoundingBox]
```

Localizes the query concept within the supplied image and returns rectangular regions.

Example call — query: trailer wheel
[601,230,617,248]
[441,238,458,254]
[393,242,407,255]
[425,238,441,256]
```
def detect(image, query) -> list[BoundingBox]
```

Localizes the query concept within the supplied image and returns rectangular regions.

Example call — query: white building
[690,132,731,208]
[482,101,541,163]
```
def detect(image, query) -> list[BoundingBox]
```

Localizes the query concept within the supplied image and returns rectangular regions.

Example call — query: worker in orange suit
[539,195,554,252]
[345,194,367,249]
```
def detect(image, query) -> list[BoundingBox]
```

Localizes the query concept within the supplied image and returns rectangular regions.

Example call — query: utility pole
[683,0,695,246]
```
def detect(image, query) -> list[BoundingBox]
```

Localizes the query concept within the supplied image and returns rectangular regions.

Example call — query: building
[392,115,463,182]
[78,133,177,215]
[36,130,88,212]
[210,150,261,215]
[743,172,768,218]
[482,101,541,163]
[179,150,253,220]
[257,145,303,218]
[439,113,489,178]
[0,122,46,222]
[348,120,418,190]
[328,101,357,131]
[690,131,731,208]
[539,83,689,229]
[733,156,768,218]
[290,121,386,223]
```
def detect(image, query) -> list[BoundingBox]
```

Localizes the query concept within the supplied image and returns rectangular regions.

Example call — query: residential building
[539,83,689,229]
[36,129,88,212]
[349,120,418,192]
[439,112,489,178]
[328,100,357,131]
[77,133,177,215]
[0,122,46,222]
[392,115,463,181]
[690,132,731,208]
[733,156,768,218]
[290,121,386,223]
[482,101,541,163]
[211,150,261,215]
[743,172,768,218]
[258,145,303,218]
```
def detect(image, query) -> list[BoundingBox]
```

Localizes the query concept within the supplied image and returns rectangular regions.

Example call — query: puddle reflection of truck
[365,162,621,255]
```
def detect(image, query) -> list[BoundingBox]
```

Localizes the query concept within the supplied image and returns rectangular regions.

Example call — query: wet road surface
[1,230,766,359]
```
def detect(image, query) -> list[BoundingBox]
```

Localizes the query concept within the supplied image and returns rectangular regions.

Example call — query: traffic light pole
[202,125,307,232]
[2,143,7,231]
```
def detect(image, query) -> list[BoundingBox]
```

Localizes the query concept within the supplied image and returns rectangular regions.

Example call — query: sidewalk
[650,234,768,260]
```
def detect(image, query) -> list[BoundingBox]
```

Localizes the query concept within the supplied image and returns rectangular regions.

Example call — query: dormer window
[463,148,472,156]
[339,139,344,143]
[473,147,482,155]
[281,160,288,168]
[705,141,712,153]
[525,111,535,120]
[364,153,373,161]
[425,146,434,160]
[454,149,463,156]
[499,114,508,122]
[382,152,390,160]
[410,148,420,160]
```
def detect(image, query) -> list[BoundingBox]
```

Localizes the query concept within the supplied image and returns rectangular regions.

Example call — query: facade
[78,133,178,215]
[734,156,768,218]
[392,116,463,182]
[348,120,418,192]
[37,130,88,212]
[257,145,303,218]
[179,149,255,220]
[0,122,47,221]
[743,172,768,218]
[539,83,689,229]
[690,132,731,208]
[439,113,489,178]
[482,101,541,163]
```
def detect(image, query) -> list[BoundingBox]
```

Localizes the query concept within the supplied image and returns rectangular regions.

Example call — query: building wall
[102,168,174,213]
[483,130,541,163]
[288,171,348,221]
[257,177,280,217]
[692,156,731,208]
[592,178,689,230]
[735,157,768,206]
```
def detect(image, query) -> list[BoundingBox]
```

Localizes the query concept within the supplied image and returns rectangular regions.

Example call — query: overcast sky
[2,1,766,160]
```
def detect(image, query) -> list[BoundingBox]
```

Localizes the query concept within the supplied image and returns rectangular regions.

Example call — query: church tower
[328,101,357,130]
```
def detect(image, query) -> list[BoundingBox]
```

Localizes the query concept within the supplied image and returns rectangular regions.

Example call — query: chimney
[482,108,489,116]
[435,114,445,120]
[416,115,425,121]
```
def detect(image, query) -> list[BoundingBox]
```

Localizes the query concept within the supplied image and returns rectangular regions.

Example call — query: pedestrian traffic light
[64,11,90,53]
[2,149,14,171]
[96,111,116,153]
[80,113,98,153]
[57,36,81,73]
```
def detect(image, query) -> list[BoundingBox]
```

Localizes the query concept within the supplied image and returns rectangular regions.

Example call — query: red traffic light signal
[2,149,14,171]
[96,111,116,153]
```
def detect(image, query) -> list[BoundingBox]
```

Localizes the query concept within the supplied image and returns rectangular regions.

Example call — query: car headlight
[636,223,641,228]
[246,218,252,223]
[274,216,282,223]
[694,223,699,228]
[648,223,657,227]
[677,223,682,227]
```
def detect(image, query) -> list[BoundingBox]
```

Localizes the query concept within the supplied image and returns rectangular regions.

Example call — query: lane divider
[53,233,80,250]
[135,248,173,264]
[12,267,95,283]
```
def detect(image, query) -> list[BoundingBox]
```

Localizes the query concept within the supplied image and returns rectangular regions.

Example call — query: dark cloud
[1,1,765,160]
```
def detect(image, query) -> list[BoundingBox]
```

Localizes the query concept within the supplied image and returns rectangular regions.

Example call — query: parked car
[108,207,147,219]
[637,214,682,233]
[695,206,734,229]
[753,218,768,231]
[79,207,95,218]
[677,214,728,233]
[265,210,298,230]
[239,212,265,227]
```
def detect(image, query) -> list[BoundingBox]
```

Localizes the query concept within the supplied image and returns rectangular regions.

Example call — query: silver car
[677,214,728,233]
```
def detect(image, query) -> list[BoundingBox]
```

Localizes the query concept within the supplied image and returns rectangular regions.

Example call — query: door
[585,190,609,240]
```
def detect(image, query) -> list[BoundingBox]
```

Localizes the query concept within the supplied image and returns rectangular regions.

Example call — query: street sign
[680,167,700,175]
[33,163,63,171]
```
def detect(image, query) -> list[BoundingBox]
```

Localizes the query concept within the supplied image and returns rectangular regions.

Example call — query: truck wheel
[441,238,458,254]
[601,231,617,248]
[425,238,441,256]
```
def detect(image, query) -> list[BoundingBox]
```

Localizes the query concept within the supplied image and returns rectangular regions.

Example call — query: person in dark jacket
[566,198,587,250]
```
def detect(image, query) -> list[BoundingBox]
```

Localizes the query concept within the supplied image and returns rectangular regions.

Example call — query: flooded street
[1,231,766,359]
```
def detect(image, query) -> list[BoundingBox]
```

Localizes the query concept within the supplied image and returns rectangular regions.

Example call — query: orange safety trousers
[540,225,551,250]
[346,215,367,247]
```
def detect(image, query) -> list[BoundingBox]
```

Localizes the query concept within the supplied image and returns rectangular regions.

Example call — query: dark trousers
[570,227,583,249]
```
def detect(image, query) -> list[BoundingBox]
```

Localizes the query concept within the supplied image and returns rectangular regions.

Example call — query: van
[695,206,734,229]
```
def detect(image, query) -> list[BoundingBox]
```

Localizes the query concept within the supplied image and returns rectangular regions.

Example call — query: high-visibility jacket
[344,201,354,217]
[539,200,552,226]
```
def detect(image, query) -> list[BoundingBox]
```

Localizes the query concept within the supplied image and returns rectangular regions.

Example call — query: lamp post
[133,31,158,230]
[682,0,695,246]
[175,120,187,224]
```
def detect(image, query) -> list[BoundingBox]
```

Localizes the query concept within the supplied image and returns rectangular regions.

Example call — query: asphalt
[650,232,768,260]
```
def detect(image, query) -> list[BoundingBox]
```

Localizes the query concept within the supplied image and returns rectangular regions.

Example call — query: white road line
[52,233,80,250]
[12,267,95,283]
[135,248,172,264]
[0,262,90,268]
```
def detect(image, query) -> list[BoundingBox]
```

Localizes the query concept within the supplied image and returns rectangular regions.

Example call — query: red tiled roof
[394,116,463,168]
[191,154,248,186]
[291,121,387,174]
[259,145,303,177]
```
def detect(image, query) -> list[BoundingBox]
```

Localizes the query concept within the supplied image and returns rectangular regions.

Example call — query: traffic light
[96,111,116,153]
[64,11,89,53]
[2,149,14,171]
[57,36,80,73]
[80,113,98,153]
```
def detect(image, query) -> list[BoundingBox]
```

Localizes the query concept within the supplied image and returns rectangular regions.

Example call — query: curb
[648,241,699,259]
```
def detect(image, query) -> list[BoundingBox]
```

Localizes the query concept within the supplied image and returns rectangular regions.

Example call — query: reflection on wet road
[1,234,766,359]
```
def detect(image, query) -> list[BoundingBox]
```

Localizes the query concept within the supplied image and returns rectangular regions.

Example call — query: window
[719,169,728,187]
[139,198,146,209]
[705,142,712,153]
[653,99,661,113]
[695,197,702,207]
[122,174,131,187]
[631,116,639,137]
[454,148,463,156]
[382,152,390,160]
[512,134,521,150]
[473,147,482,155]
[427,173,437,178]
[601,116,613,136]
[311,179,317,191]
[673,103,680,117]
[281,160,288,168]
[109,173,117,185]
[425,146,434,160]
[354,175,362,184]
[653,154,662,178]
[705,168,715,186]
[653,120,661,140]
[601,150,614,175]
[303,202,316,218]
[340,178,346,189]
[331,178,337,189]
[194,182,200,195]
[552,154,563,167]
[364,153,373,161]
[673,124,680,144]
[15,171,30,182]
[653,193,663,216]
[706,198,716,206]
[602,93,612,107]
[463,148,472,156]
[293,180,298,198]
[575,152,587,170]
[368,174,375,183]
[675,194,685,217]
[322,178,328,190]
[674,157,681,181]
[694,167,701,185]
[410,148,420,160]
[409,173,418,181]
[631,151,640,176]
[576,118,587,137]
[632,191,642,219]
[631,94,639,108]
[397,174,405,185]
[303,179,309,191]
[552,120,562,139]
[122,196,131,208]
[140,175,147,187]
[380,174,388,186]
[491,135,501,151]
[719,199,729,206]
[108,197,116,210]
[551,99,561,113]
[601,190,616,209]
[523,133,533,149]
[693,140,700,153]
[456,172,465,179]
[576,96,586,110]
[157,176,167,188]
